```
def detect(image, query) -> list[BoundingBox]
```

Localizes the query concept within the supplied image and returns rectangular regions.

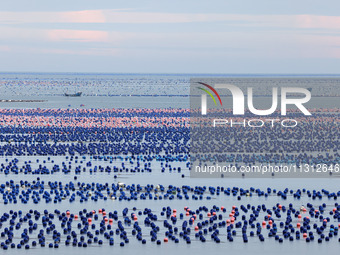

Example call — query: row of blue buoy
[0,108,338,169]
[1,180,340,204]
[0,156,188,176]
[1,201,340,250]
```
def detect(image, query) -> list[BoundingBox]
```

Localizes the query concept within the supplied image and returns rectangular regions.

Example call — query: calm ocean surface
[0,73,340,255]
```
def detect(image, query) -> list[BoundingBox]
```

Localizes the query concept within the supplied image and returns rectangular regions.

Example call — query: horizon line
[1,72,340,76]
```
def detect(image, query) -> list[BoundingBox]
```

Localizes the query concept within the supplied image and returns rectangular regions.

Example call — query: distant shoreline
[1,72,340,77]
[0,99,47,102]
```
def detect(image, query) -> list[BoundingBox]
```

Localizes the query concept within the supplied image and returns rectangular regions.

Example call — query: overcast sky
[0,0,339,73]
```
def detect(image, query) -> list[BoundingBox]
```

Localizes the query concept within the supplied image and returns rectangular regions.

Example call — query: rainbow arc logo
[197,82,223,106]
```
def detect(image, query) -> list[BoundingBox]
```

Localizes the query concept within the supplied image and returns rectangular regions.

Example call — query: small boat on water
[65,92,82,97]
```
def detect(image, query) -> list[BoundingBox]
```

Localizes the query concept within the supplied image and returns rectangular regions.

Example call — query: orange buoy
[195,226,199,231]
[226,219,231,224]
[99,209,102,214]
[232,206,236,209]
[212,212,216,216]
[109,218,113,223]
[173,209,177,213]
[297,223,301,228]
[88,218,92,223]
[186,212,190,216]
[298,214,302,219]
[269,220,273,225]
[74,215,78,220]
[164,238,168,242]
[221,206,225,210]
[303,233,308,238]
[207,212,211,217]
[102,211,106,216]
[134,216,138,221]
[262,221,266,226]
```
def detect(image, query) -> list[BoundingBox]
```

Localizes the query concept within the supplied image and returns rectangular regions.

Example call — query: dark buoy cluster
[1,201,340,250]
[0,108,338,168]
[0,155,188,175]
[0,105,339,252]
[2,181,340,204]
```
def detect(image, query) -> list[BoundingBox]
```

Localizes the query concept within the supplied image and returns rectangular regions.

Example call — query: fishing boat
[64,92,82,97]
